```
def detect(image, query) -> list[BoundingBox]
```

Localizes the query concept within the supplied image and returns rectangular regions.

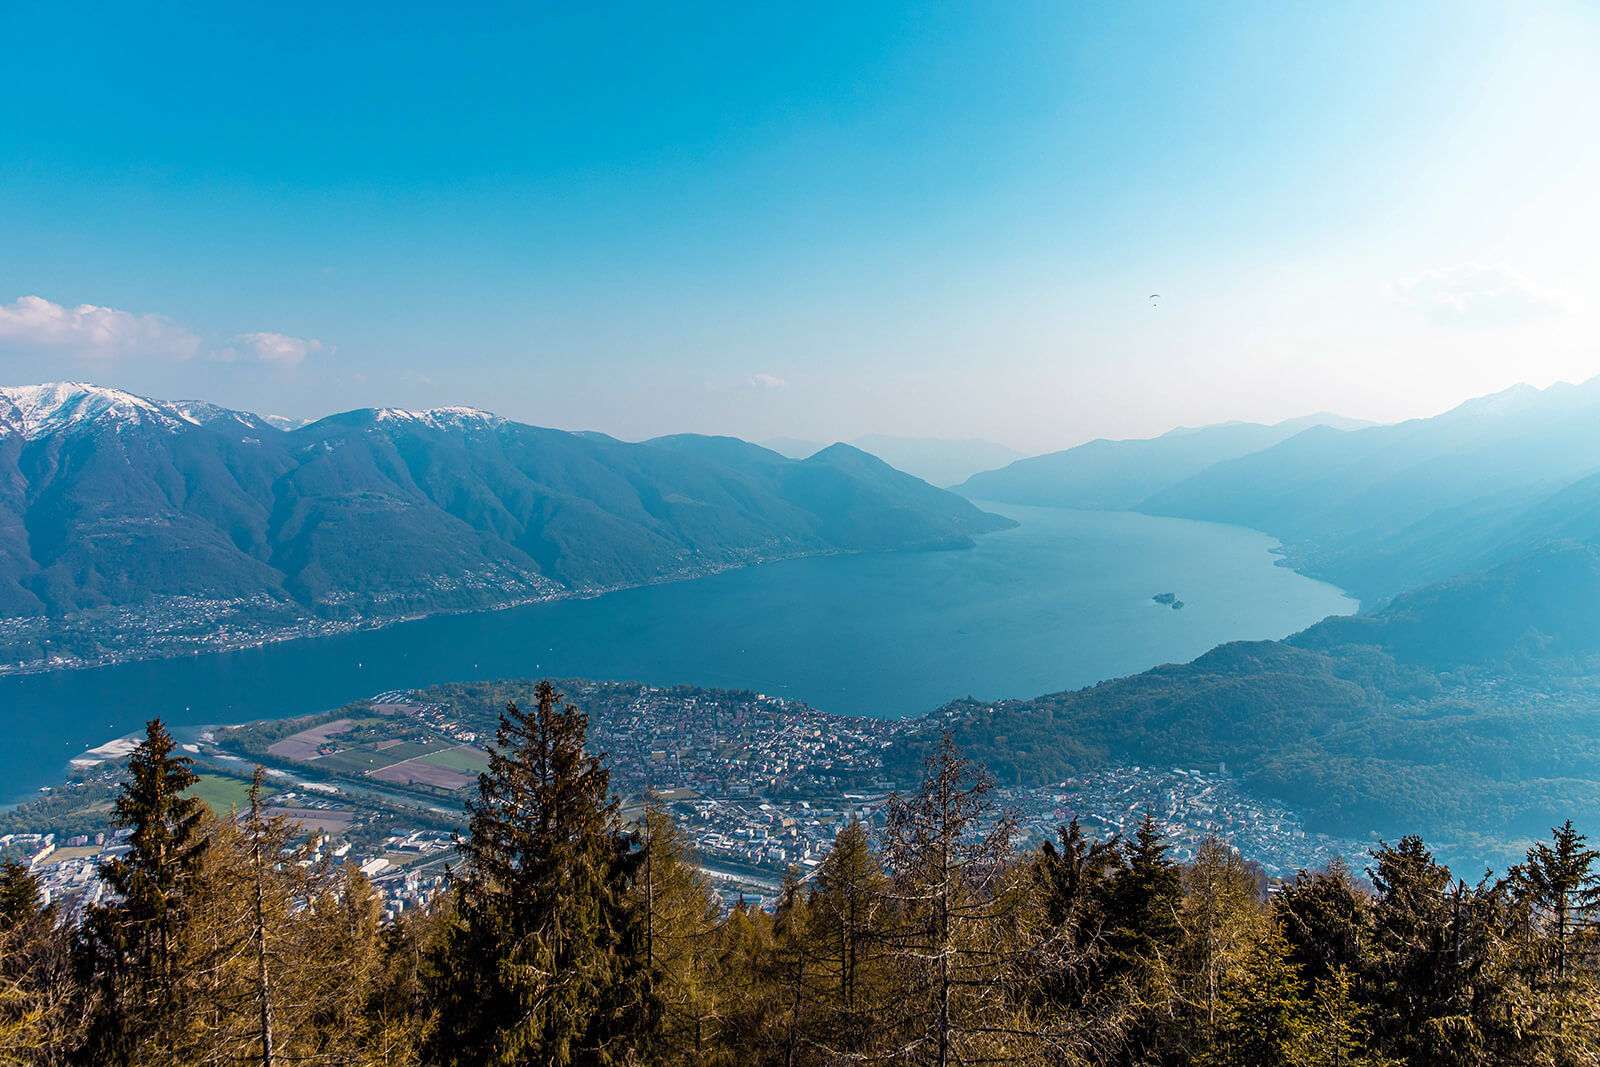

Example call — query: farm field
[416,746,489,775]
[267,719,357,761]
[313,740,445,775]
[187,773,271,816]
[368,756,475,792]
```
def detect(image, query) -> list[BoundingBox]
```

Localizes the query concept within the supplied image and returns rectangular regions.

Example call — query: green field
[417,746,490,774]
[314,749,401,773]
[187,773,271,816]
[314,740,444,774]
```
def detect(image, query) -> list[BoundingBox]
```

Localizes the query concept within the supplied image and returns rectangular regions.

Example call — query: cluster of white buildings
[4,828,135,920]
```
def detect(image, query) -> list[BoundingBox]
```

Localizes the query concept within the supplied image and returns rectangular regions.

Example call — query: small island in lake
[1153,593,1185,610]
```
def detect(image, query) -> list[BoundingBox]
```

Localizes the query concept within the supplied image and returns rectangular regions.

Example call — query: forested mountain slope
[0,383,1012,665]
[893,539,1600,870]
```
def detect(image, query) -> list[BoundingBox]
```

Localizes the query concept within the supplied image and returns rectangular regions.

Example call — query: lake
[0,505,1354,800]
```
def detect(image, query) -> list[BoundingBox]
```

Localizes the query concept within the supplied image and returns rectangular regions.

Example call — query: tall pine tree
[426,681,651,1066]
[80,718,208,1065]
[1517,820,1600,982]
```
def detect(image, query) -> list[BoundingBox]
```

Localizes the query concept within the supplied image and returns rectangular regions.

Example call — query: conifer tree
[366,901,447,1066]
[81,718,209,1064]
[425,681,650,1066]
[315,858,386,1056]
[1516,820,1600,982]
[1201,921,1310,1067]
[245,768,280,1067]
[1108,811,1184,962]
[1300,965,1387,1067]
[1034,818,1121,937]
[170,767,382,1065]
[773,869,813,1067]
[629,800,723,1064]
[805,816,892,1056]
[1181,837,1270,1057]
[1009,820,1131,1062]
[0,861,51,933]
[1366,837,1456,1062]
[1023,818,1124,1039]
[1274,859,1372,985]
[1103,810,1185,1062]
[708,896,782,1065]
[1365,837,1516,1065]
[879,730,1029,1066]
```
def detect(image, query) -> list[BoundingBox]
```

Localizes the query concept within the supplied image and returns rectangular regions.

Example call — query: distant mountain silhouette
[953,413,1371,510]
[1141,378,1600,602]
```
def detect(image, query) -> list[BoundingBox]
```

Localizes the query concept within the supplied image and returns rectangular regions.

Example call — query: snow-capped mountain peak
[0,382,290,440]
[0,382,505,442]
[0,382,190,439]
[369,405,503,431]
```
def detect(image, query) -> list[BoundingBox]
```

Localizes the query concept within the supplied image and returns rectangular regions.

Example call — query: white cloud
[0,295,201,358]
[743,372,789,390]
[213,331,326,365]
[1392,263,1564,326]
[0,295,329,369]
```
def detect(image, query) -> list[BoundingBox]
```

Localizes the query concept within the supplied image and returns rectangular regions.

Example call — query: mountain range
[955,379,1600,606]
[1140,379,1600,602]
[953,413,1373,510]
[0,383,1013,667]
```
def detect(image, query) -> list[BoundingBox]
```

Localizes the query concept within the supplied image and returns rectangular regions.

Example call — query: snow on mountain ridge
[369,405,503,430]
[171,400,274,431]
[0,382,296,440]
[0,382,191,439]
[0,383,504,441]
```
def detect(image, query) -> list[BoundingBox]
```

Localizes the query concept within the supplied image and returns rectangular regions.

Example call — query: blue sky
[2,1,1597,451]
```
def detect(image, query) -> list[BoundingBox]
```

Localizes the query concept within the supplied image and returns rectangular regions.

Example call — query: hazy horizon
[3,375,1584,458]
[3,2,1598,453]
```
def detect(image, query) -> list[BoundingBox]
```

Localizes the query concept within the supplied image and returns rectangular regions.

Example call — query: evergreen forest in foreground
[8,684,1600,1065]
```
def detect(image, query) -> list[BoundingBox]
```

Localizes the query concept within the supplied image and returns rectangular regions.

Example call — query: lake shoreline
[0,543,877,680]
[0,506,1354,804]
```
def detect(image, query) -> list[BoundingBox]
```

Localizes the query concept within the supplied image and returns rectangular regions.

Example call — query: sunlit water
[0,505,1353,801]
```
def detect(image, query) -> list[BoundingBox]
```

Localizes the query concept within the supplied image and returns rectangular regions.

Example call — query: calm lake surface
[0,505,1354,800]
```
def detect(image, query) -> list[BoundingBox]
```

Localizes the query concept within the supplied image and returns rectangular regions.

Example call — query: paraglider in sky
[1148,293,1161,306]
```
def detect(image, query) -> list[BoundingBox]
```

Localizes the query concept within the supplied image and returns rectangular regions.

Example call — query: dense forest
[7,684,1600,1064]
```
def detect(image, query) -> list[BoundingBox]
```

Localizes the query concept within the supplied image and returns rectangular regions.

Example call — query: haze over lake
[0,505,1353,802]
